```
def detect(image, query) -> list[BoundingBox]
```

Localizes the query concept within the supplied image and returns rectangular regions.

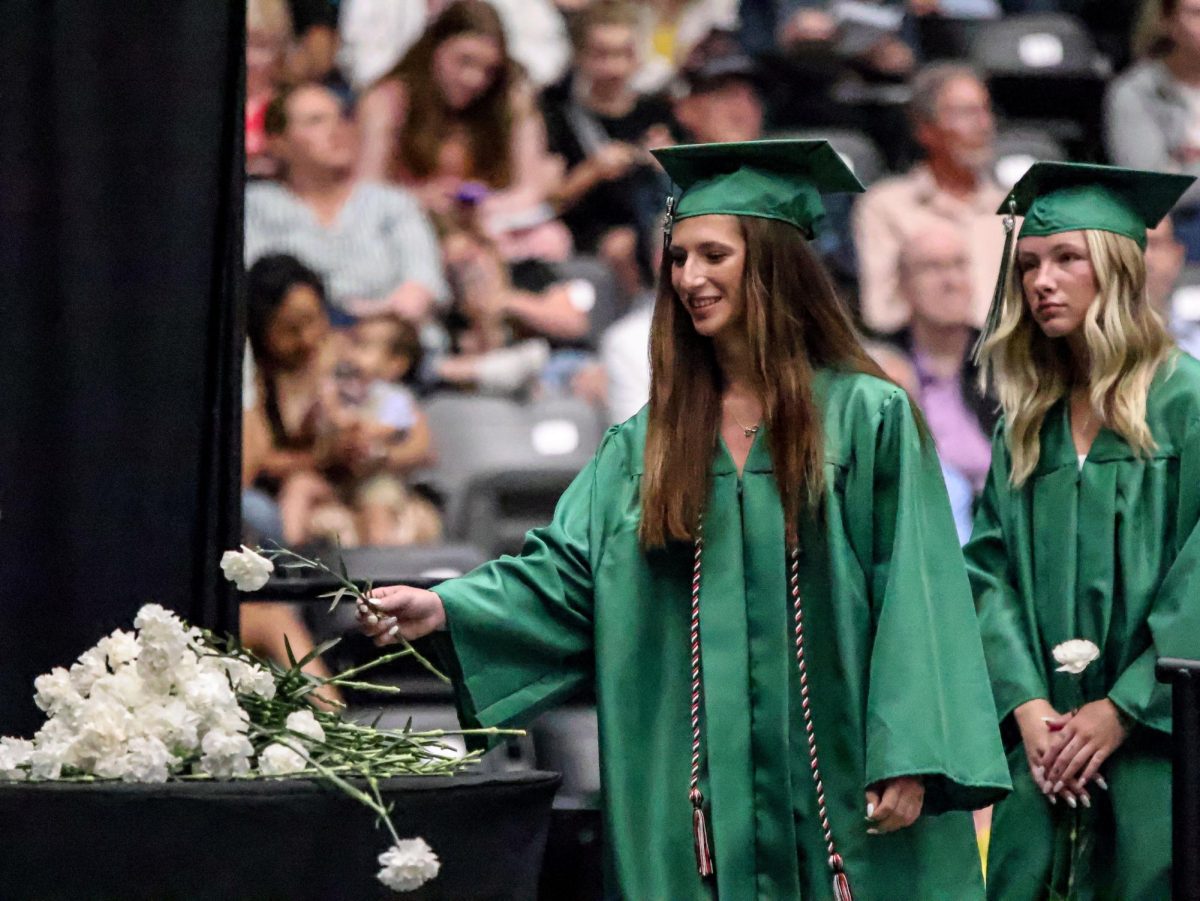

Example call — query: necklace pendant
[743,426,759,438]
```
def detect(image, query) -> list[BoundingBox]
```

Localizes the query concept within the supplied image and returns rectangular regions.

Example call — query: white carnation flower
[182,667,238,713]
[70,694,135,769]
[1053,639,1100,675]
[34,667,81,716]
[244,667,277,700]
[138,699,202,755]
[91,665,149,710]
[122,735,179,783]
[96,629,141,668]
[220,546,275,592]
[0,737,34,780]
[69,647,109,695]
[377,838,441,892]
[285,710,325,744]
[257,742,308,776]
[222,658,277,700]
[197,730,253,778]
[27,721,73,780]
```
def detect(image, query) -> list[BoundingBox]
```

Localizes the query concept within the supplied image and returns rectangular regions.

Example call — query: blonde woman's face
[1015,230,1098,339]
[668,215,747,339]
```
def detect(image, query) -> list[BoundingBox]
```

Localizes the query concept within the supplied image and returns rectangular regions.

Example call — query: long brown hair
[640,216,891,548]
[388,0,516,186]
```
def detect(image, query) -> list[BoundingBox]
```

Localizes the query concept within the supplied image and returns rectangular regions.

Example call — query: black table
[0,770,559,900]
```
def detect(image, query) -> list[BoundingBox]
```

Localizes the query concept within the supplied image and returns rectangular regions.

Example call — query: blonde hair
[978,229,1173,486]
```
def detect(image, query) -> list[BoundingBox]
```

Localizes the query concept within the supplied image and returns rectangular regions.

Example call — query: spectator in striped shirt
[245,81,449,330]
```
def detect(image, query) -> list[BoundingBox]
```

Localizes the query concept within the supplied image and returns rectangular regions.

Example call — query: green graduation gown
[965,352,1200,901]
[434,369,1010,899]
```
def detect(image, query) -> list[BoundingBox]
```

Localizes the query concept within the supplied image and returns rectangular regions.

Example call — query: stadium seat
[992,126,1068,188]
[778,127,888,187]
[421,393,604,556]
[969,13,1110,154]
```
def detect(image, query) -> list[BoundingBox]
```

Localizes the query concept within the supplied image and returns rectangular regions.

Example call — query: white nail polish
[1095,776,1108,791]
[1052,781,1063,793]
[1081,794,1091,808]
[1066,795,1077,809]
[367,614,379,625]
[387,624,400,638]
[866,803,875,818]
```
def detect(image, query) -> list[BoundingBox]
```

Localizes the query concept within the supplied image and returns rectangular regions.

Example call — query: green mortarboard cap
[974,161,1195,362]
[651,139,865,240]
[1004,161,1195,249]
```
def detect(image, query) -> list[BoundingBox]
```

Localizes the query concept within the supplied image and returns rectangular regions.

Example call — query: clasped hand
[1014,698,1127,806]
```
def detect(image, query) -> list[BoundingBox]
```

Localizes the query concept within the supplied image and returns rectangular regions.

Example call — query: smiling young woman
[967,162,1200,900]
[357,140,1010,900]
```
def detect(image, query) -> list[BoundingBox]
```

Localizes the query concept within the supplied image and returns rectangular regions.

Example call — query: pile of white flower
[0,604,274,784]
[0,546,492,894]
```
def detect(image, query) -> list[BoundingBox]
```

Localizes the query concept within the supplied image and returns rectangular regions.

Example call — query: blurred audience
[246,0,295,178]
[339,0,571,92]
[673,30,767,143]
[600,296,653,424]
[1146,215,1200,357]
[543,0,677,299]
[1106,0,1200,259]
[245,82,449,334]
[878,223,997,496]
[433,228,596,396]
[355,0,563,250]
[631,0,741,92]
[244,254,440,548]
[853,62,1003,332]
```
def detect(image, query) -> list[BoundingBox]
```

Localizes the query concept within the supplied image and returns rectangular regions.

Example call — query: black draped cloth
[0,5,244,734]
[0,771,559,900]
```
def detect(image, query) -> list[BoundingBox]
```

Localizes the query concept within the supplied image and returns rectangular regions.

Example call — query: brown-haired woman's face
[267,284,329,371]
[1016,230,1098,339]
[433,33,503,110]
[668,215,747,338]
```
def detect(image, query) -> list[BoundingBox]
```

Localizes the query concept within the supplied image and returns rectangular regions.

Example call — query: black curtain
[0,3,244,735]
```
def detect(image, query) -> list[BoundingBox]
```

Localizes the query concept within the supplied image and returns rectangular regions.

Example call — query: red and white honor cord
[686,535,853,900]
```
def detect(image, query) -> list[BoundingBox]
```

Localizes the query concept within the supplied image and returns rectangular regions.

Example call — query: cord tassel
[830,853,854,901]
[692,801,715,878]
[973,196,1017,364]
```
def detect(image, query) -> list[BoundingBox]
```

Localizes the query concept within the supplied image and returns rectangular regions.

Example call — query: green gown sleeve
[1108,414,1200,733]
[429,440,606,740]
[849,392,1011,814]
[964,429,1048,734]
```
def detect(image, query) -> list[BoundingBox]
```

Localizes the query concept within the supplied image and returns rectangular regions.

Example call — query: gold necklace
[729,409,761,438]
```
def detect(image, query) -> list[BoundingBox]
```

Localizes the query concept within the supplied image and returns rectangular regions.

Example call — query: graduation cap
[1008,161,1194,248]
[975,161,1196,356]
[651,139,865,242]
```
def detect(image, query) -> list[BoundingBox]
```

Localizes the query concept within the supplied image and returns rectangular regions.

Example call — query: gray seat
[549,254,625,348]
[776,127,887,187]
[969,13,1110,79]
[455,396,605,557]
[992,126,1068,189]
[421,393,604,556]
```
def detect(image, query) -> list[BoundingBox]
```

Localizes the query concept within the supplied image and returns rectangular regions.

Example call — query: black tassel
[973,197,1018,364]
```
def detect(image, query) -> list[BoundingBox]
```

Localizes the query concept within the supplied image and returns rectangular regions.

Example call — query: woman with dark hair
[967,162,1200,900]
[357,140,1009,898]
[355,0,559,230]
